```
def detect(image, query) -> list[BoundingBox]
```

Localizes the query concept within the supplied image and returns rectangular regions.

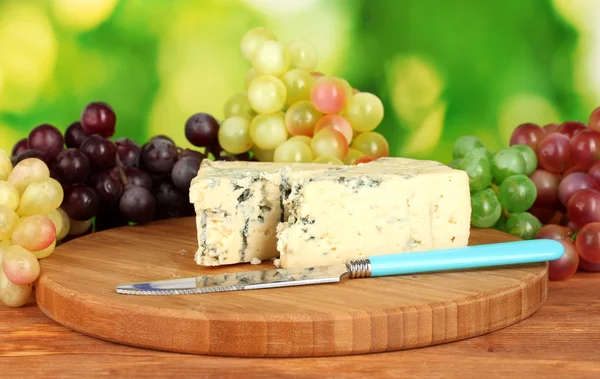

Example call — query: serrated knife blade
[115,239,565,296]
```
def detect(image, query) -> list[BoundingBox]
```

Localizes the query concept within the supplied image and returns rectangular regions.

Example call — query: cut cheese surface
[189,158,471,268]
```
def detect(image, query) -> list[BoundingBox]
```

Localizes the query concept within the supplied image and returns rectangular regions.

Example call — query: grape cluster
[208,27,389,164]
[9,102,201,240]
[0,153,67,307]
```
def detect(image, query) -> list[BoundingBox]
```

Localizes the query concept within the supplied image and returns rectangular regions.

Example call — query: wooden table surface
[1,271,599,379]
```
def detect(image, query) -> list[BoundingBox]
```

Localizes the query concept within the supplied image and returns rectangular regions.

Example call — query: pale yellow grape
[313,156,344,165]
[250,113,288,150]
[288,135,312,146]
[12,215,56,252]
[46,209,63,241]
[7,158,49,194]
[0,148,11,181]
[241,27,277,61]
[285,100,321,136]
[336,77,354,103]
[2,245,40,285]
[274,139,313,163]
[247,75,287,114]
[350,131,390,158]
[55,208,70,241]
[0,205,19,240]
[251,145,275,162]
[245,69,258,91]
[310,128,349,160]
[31,240,56,259]
[16,178,64,217]
[68,218,92,236]
[223,92,255,120]
[0,267,32,308]
[286,39,318,71]
[0,181,20,211]
[343,92,384,132]
[252,41,290,77]
[282,69,314,106]
[218,116,253,155]
[0,240,11,261]
[344,148,365,165]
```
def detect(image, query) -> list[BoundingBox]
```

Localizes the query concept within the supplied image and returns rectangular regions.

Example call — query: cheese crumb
[250,257,262,265]
[273,258,281,268]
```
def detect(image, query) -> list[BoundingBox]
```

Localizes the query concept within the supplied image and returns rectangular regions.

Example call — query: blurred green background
[1,0,599,163]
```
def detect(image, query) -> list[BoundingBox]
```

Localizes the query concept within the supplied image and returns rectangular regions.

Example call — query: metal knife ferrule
[346,258,372,279]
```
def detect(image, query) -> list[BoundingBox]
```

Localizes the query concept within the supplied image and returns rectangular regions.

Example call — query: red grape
[115,138,141,168]
[11,138,28,157]
[588,160,600,183]
[80,135,117,170]
[575,222,600,263]
[567,221,579,233]
[548,239,579,281]
[579,257,600,272]
[557,121,586,138]
[119,186,156,224]
[530,169,560,208]
[563,166,587,176]
[61,184,100,221]
[537,132,571,173]
[567,188,600,228]
[141,139,178,174]
[123,167,153,191]
[185,113,219,147]
[81,102,116,137]
[543,123,560,134]
[557,172,598,207]
[509,123,544,149]
[54,149,91,185]
[171,156,201,191]
[89,170,124,206]
[588,107,600,132]
[535,224,573,240]
[568,129,600,169]
[529,207,558,224]
[28,124,64,161]
[65,121,89,149]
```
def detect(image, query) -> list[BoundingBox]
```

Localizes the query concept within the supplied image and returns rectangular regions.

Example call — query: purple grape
[171,157,200,191]
[28,124,64,161]
[115,137,141,168]
[208,139,224,158]
[120,186,156,224]
[178,148,205,161]
[61,184,100,221]
[79,135,117,170]
[11,138,28,157]
[54,149,91,185]
[123,167,153,191]
[152,135,175,145]
[13,149,47,165]
[154,181,185,220]
[81,102,116,137]
[90,170,124,206]
[65,121,89,149]
[185,113,219,147]
[141,138,177,174]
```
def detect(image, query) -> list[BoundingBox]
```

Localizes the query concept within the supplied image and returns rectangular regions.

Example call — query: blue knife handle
[368,239,564,277]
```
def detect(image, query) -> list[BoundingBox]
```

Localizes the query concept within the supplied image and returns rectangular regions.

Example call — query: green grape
[0,267,32,308]
[0,181,20,211]
[8,158,50,194]
[223,93,255,120]
[492,213,506,232]
[498,174,537,213]
[218,116,253,155]
[448,159,462,169]
[244,68,258,91]
[247,75,287,114]
[468,147,494,162]
[274,139,313,163]
[251,145,275,162]
[457,155,493,192]
[510,144,538,175]
[491,148,527,184]
[285,100,322,136]
[311,128,349,160]
[344,148,365,165]
[16,178,64,217]
[281,69,314,106]
[0,205,19,240]
[251,41,290,77]
[288,135,311,146]
[342,92,384,132]
[0,148,11,181]
[350,131,389,158]
[470,188,502,228]
[241,27,277,61]
[505,212,542,240]
[313,156,344,165]
[286,39,318,71]
[452,136,484,159]
[250,113,288,150]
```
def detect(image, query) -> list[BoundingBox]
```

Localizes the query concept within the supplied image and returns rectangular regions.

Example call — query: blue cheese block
[276,158,471,268]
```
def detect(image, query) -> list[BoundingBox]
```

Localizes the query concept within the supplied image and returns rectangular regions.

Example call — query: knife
[115,239,564,296]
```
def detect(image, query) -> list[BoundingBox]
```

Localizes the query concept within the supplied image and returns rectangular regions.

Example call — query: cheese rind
[190,158,471,268]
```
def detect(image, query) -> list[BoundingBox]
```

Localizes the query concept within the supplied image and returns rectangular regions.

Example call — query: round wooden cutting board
[36,217,548,357]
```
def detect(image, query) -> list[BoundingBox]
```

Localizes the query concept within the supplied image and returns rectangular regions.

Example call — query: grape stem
[115,155,129,186]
